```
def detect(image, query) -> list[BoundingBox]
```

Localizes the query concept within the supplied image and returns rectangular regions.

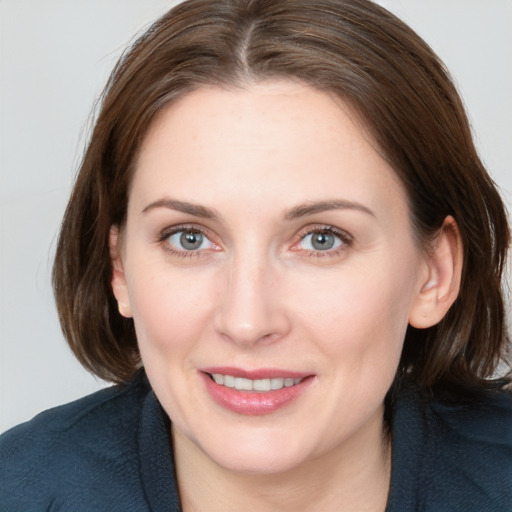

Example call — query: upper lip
[201,366,312,380]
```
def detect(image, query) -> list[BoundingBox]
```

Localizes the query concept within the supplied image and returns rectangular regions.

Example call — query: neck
[172,405,391,512]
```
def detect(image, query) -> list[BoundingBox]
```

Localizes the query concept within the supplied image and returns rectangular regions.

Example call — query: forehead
[130,80,408,221]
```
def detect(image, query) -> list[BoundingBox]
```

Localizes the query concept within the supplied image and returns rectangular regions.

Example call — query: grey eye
[299,231,343,251]
[311,232,335,250]
[168,230,210,251]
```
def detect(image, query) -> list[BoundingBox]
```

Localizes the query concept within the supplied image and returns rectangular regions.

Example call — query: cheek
[126,266,215,356]
[292,253,418,364]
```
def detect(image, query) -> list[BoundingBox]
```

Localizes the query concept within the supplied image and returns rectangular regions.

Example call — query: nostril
[212,276,292,346]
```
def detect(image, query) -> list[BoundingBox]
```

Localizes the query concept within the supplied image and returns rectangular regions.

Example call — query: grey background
[1,0,511,433]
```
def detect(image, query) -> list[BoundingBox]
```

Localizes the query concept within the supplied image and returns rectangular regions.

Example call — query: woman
[1,0,510,510]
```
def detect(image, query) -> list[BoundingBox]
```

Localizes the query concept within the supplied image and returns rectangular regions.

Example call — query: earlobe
[409,216,463,329]
[109,225,133,318]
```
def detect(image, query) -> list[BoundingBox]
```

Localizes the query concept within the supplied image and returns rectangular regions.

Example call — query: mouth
[200,368,314,415]
[208,373,305,392]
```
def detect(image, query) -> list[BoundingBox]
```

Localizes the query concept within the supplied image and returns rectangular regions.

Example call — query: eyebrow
[142,198,221,220]
[141,198,374,221]
[284,200,375,220]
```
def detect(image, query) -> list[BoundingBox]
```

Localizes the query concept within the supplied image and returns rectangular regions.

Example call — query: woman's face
[112,81,431,474]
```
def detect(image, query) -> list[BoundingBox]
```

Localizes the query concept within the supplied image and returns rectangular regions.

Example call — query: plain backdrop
[1,0,511,433]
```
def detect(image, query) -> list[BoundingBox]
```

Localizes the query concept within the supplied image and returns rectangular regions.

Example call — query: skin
[110,80,461,511]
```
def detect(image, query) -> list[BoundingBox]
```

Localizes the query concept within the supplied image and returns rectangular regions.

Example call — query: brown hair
[53,0,510,394]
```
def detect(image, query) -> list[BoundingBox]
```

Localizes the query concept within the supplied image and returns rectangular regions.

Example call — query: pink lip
[200,367,314,416]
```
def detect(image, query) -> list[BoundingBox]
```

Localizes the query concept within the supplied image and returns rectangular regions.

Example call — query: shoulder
[392,385,512,511]
[427,389,512,504]
[0,372,152,511]
[427,388,512,446]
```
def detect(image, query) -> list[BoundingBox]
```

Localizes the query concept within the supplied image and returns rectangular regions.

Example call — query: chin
[185,424,319,476]
[209,446,309,476]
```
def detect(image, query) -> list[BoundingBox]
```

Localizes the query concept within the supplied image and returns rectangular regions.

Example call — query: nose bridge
[214,243,288,346]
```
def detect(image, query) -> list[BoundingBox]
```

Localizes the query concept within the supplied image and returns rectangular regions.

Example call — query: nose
[213,250,291,347]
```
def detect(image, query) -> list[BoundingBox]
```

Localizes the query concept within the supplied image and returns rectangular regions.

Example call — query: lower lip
[201,373,313,416]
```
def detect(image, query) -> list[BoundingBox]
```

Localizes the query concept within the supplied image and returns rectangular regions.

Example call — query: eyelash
[293,226,352,258]
[156,224,353,259]
[157,224,217,258]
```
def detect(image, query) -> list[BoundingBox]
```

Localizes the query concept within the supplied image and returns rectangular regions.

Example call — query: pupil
[312,232,334,250]
[180,231,203,250]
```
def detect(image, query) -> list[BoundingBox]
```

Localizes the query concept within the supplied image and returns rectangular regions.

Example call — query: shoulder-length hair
[53,0,510,394]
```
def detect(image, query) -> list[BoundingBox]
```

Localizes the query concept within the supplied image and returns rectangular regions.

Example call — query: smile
[209,373,304,392]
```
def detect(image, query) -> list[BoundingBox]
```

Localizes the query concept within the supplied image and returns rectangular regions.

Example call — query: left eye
[298,230,344,251]
[167,230,212,251]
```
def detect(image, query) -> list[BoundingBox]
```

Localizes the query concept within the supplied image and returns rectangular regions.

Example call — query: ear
[409,216,463,329]
[109,225,133,318]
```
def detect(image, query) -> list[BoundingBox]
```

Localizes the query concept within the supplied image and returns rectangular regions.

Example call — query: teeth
[271,378,284,390]
[224,375,235,388]
[253,379,271,391]
[211,374,303,392]
[235,377,253,391]
[212,374,224,385]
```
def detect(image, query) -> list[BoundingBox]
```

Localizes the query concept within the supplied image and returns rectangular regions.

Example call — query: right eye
[165,229,214,253]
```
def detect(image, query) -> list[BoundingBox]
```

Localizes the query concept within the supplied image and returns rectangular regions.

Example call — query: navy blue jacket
[1,373,511,511]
